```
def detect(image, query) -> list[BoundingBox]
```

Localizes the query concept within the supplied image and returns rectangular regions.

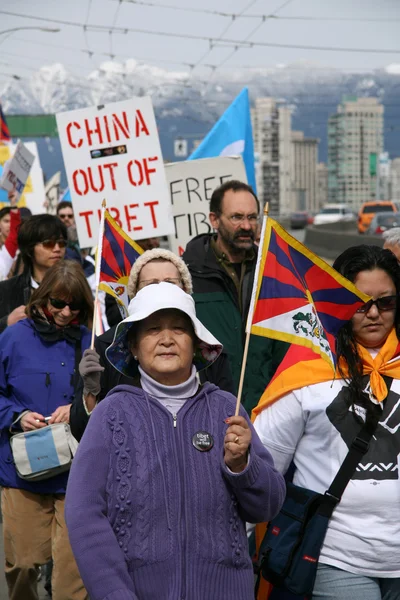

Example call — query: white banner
[166,156,247,256]
[56,97,174,248]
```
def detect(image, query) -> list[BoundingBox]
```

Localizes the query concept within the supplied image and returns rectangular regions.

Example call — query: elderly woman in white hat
[65,282,285,600]
[71,248,233,441]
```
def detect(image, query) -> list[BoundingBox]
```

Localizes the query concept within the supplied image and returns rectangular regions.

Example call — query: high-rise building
[252,98,293,215]
[390,157,400,202]
[291,131,319,213]
[316,162,329,209]
[328,96,384,209]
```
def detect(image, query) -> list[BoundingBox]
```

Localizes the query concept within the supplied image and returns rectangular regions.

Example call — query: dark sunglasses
[49,298,82,311]
[356,295,397,313]
[41,238,67,249]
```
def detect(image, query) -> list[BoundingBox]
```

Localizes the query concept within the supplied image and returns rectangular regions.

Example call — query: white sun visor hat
[106,282,223,375]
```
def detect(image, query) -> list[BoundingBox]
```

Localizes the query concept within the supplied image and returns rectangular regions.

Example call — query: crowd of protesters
[1,181,400,600]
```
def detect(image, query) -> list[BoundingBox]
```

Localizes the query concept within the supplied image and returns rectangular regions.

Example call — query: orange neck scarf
[253,328,400,419]
[339,328,400,402]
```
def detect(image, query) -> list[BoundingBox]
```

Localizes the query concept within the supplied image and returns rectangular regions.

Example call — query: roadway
[290,228,306,244]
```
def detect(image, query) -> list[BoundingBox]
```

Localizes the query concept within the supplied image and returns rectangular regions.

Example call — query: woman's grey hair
[382,228,400,247]
[127,248,193,298]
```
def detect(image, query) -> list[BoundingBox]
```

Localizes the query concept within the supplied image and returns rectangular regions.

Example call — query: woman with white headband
[65,282,285,600]
[70,248,234,441]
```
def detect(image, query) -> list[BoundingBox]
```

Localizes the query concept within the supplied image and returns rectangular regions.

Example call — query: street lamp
[0,26,60,36]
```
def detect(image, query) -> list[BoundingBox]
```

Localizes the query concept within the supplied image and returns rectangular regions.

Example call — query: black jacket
[105,294,123,327]
[183,233,289,414]
[0,270,31,334]
[70,324,234,441]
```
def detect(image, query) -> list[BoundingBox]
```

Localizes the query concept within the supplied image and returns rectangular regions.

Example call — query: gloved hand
[79,349,105,397]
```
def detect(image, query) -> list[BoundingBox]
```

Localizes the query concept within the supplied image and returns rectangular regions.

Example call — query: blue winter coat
[0,318,91,494]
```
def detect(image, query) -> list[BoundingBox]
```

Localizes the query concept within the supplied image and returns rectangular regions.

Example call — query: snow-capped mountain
[1,60,399,184]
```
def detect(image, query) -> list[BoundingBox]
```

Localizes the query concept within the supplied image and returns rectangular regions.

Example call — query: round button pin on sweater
[192,431,214,452]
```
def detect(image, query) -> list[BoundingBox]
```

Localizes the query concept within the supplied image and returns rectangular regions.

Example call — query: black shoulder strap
[318,376,392,517]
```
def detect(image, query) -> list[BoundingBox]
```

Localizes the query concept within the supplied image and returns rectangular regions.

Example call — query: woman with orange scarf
[254,245,400,600]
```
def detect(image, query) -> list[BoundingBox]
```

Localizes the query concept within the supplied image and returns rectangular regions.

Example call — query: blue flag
[59,187,71,202]
[189,87,256,191]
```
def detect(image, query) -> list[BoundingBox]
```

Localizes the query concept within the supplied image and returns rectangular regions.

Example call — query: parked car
[313,204,355,226]
[357,201,397,233]
[290,211,313,230]
[366,213,400,235]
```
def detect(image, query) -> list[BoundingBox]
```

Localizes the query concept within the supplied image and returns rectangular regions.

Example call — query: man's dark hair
[209,180,259,216]
[0,207,11,221]
[56,201,74,215]
[18,214,67,272]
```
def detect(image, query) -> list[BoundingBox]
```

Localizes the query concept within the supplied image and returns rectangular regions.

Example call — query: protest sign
[166,156,247,255]
[56,98,174,248]
[0,141,45,213]
[0,140,34,197]
[44,171,61,215]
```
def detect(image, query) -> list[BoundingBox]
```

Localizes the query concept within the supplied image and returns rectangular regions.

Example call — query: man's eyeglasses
[356,295,397,313]
[40,239,67,249]
[137,277,183,291]
[58,213,74,220]
[49,298,82,311]
[227,214,258,225]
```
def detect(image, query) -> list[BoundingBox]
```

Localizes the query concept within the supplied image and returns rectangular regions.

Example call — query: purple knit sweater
[65,383,285,600]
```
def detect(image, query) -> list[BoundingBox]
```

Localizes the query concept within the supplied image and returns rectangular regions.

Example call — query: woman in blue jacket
[0,260,92,600]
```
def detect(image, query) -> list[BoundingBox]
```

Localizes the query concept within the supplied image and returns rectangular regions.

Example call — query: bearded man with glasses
[0,214,67,333]
[183,180,288,414]
[56,201,75,228]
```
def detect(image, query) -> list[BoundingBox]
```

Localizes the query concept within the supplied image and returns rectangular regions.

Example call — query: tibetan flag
[98,210,144,318]
[247,217,371,415]
[0,102,11,144]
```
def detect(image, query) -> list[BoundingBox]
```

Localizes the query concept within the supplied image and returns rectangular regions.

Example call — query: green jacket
[183,234,288,414]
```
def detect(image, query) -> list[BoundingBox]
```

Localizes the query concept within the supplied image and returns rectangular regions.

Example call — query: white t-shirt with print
[254,377,400,577]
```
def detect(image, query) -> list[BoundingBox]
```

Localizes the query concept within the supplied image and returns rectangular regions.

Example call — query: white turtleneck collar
[138,364,199,415]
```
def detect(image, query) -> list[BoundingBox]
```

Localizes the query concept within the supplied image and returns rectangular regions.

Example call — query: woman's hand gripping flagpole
[234,204,269,416]
[90,199,106,349]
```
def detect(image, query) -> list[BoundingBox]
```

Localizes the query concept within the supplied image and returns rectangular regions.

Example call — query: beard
[218,222,255,252]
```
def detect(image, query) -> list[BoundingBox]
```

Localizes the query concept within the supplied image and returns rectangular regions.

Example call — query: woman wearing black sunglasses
[254,245,400,600]
[0,213,68,335]
[0,260,92,600]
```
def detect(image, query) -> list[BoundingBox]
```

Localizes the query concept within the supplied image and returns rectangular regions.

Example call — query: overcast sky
[0,0,399,86]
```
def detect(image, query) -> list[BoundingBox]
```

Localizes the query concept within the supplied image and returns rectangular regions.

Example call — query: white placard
[0,141,45,214]
[44,171,61,215]
[56,97,174,248]
[0,140,35,198]
[166,156,247,256]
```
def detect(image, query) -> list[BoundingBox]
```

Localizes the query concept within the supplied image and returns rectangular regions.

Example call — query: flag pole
[91,199,106,349]
[234,203,269,416]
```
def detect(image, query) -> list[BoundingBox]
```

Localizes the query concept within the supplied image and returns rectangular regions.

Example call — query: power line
[0,50,94,75]
[83,0,97,66]
[272,15,400,23]
[10,36,204,70]
[213,0,295,75]
[4,36,396,72]
[1,10,399,54]
[109,0,123,59]
[113,0,400,22]
[189,0,258,74]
